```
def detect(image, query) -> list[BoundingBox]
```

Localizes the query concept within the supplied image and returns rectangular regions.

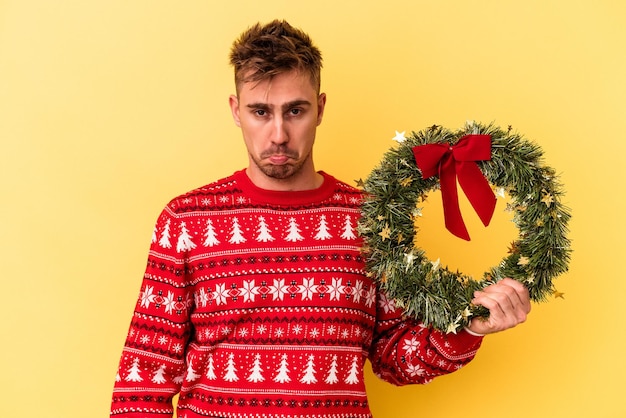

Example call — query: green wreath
[358,122,571,333]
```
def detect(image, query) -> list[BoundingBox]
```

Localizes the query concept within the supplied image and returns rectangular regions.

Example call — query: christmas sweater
[111,169,483,418]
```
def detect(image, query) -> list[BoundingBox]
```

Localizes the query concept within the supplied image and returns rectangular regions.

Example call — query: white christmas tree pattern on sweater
[158,219,172,249]
[299,355,318,384]
[206,353,217,380]
[185,355,201,382]
[223,353,239,382]
[284,217,304,242]
[176,221,197,252]
[314,214,333,240]
[273,354,291,383]
[344,355,360,384]
[325,355,339,384]
[340,215,357,240]
[151,364,167,384]
[255,216,275,242]
[202,219,220,247]
[229,217,247,244]
[247,354,265,383]
[154,211,360,250]
[125,357,143,382]
[129,351,363,387]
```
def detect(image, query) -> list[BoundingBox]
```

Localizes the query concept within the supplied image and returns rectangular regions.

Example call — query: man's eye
[254,109,267,117]
[289,108,301,116]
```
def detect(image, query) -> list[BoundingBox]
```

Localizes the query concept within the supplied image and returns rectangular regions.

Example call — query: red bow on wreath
[412,134,496,241]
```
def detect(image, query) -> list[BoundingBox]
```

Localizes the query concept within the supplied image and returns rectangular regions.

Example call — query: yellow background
[2,1,624,417]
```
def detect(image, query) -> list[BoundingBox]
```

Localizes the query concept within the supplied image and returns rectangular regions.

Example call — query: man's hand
[466,278,531,336]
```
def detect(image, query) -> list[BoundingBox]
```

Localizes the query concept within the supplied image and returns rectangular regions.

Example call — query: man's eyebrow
[246,100,312,112]
[246,102,271,111]
[282,100,312,111]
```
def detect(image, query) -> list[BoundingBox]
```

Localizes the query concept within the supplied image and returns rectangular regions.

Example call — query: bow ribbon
[412,134,496,240]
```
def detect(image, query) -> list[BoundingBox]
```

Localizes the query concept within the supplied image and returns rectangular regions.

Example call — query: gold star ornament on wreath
[357,122,571,333]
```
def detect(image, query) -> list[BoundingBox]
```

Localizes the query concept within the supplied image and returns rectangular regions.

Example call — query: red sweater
[111,170,482,418]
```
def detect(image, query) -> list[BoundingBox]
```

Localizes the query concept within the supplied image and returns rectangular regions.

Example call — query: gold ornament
[379,225,391,241]
[541,191,554,206]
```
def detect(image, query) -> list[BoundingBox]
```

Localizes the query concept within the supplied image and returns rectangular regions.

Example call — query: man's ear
[316,92,327,126]
[229,94,241,127]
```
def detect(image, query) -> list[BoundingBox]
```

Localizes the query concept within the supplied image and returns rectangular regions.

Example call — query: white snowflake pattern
[292,325,303,335]
[170,278,381,309]
[365,286,376,308]
[352,280,364,304]
[332,193,342,200]
[140,335,150,344]
[402,337,420,355]
[201,197,211,206]
[172,343,184,354]
[236,196,247,204]
[240,280,258,303]
[238,327,249,337]
[275,328,285,338]
[219,195,230,203]
[270,278,289,301]
[158,336,168,345]
[163,291,177,314]
[328,277,345,301]
[140,285,157,308]
[196,287,210,307]
[213,283,229,305]
[257,325,268,334]
[378,293,396,314]
[326,325,337,335]
[182,197,192,204]
[309,328,320,338]
[341,329,349,339]
[406,363,425,377]
[298,277,317,300]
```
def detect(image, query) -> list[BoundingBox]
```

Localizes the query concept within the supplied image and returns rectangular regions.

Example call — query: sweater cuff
[463,326,485,337]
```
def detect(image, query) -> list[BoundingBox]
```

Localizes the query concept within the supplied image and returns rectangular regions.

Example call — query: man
[111,20,530,418]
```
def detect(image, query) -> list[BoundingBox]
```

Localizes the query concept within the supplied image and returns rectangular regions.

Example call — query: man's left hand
[466,278,531,336]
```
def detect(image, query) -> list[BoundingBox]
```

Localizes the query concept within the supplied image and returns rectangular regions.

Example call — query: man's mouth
[268,154,290,165]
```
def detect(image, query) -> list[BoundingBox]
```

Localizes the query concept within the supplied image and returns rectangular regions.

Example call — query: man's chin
[261,165,297,180]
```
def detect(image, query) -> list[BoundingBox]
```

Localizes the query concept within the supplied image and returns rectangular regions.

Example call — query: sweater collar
[233,169,337,206]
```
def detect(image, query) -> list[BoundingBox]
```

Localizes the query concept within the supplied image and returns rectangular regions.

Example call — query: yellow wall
[2,1,624,417]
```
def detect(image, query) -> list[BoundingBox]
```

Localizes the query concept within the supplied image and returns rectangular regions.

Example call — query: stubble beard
[252,148,310,181]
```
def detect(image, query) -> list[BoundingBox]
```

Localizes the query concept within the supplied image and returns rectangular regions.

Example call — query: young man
[111,20,530,418]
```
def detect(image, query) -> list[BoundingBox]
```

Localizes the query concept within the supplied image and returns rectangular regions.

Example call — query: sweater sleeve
[110,208,193,417]
[368,290,483,386]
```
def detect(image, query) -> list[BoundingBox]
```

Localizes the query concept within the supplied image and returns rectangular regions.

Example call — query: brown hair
[229,20,323,94]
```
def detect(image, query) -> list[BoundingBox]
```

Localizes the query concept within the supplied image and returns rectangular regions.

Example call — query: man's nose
[271,116,288,144]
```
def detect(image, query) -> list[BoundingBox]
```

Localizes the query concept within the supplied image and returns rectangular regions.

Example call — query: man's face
[229,70,326,190]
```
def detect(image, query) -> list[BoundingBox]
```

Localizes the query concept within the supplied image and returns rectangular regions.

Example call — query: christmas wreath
[358,122,571,333]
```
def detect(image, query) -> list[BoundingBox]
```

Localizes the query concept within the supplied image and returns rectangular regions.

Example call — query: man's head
[229,19,323,95]
[228,21,327,191]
